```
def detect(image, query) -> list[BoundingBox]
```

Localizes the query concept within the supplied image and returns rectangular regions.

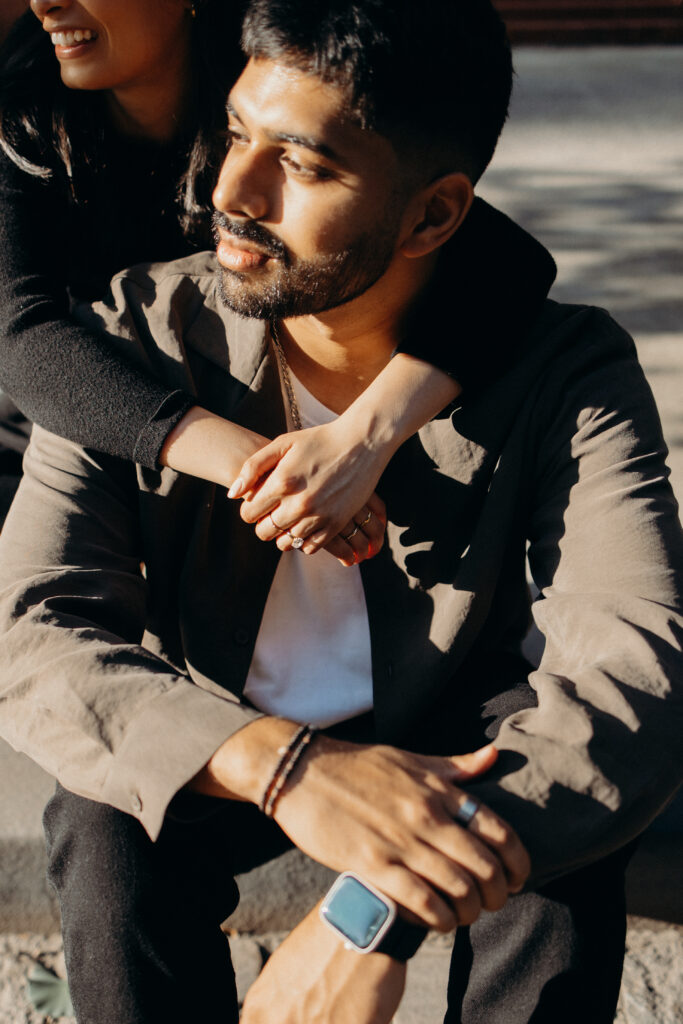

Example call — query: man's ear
[399,173,474,259]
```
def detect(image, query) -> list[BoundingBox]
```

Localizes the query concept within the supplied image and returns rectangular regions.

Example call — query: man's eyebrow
[226,100,243,123]
[226,100,342,164]
[268,131,339,162]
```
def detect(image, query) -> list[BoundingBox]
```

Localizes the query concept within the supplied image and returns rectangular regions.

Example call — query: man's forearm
[192,722,529,931]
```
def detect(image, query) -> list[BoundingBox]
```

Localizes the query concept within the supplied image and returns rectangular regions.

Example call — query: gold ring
[342,525,359,542]
[287,531,304,550]
[269,511,285,532]
[357,511,373,528]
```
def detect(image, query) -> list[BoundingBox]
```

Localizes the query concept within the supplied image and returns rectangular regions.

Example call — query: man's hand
[197,722,530,933]
[240,905,406,1024]
[272,737,529,931]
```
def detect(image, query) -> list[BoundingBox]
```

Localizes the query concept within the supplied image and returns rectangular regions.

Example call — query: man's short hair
[241,0,513,184]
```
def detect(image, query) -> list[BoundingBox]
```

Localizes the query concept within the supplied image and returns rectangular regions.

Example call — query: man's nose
[212,146,274,223]
[30,0,73,20]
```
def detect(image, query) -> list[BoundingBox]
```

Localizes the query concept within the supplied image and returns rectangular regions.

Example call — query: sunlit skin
[29,0,191,139]
[212,58,443,414]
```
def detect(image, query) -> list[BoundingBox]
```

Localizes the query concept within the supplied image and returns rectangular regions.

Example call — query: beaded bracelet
[259,723,317,818]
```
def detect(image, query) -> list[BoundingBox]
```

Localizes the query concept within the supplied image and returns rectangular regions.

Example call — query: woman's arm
[232,354,460,555]
[0,151,198,468]
[159,405,268,487]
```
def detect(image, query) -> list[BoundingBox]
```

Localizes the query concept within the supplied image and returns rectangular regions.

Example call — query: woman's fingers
[229,437,293,500]
[253,507,290,542]
[311,496,386,556]
[233,422,390,547]
[252,498,387,566]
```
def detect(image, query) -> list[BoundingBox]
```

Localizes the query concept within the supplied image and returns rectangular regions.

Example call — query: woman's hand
[159,406,387,566]
[229,417,392,562]
[251,488,387,567]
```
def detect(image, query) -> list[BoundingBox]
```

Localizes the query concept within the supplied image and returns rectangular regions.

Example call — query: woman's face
[30,0,191,94]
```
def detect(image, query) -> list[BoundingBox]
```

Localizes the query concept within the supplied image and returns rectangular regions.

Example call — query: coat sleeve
[0,152,193,468]
[0,424,262,840]
[464,311,683,886]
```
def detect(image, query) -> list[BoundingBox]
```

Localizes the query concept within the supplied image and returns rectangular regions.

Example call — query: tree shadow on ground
[480,163,683,335]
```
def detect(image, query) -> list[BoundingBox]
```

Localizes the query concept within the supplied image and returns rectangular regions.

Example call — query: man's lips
[216,233,275,272]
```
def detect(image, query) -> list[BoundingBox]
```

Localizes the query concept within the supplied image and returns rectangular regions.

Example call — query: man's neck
[280,250,438,414]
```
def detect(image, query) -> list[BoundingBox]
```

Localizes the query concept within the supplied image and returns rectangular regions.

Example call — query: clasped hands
[229,417,390,566]
[202,729,530,1023]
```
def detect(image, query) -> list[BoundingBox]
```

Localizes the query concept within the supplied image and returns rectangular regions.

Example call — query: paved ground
[2,921,683,1024]
[0,46,682,1022]
[480,47,683,502]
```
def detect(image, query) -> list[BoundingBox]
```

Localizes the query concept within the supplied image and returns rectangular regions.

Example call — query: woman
[0,0,554,558]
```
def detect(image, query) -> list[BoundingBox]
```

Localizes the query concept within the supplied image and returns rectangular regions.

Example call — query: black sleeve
[398,198,558,390]
[0,153,193,468]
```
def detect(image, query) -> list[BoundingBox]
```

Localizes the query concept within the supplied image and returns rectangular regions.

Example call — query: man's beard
[212,210,400,320]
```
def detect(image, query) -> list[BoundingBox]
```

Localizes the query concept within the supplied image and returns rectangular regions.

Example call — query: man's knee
[43,784,155,919]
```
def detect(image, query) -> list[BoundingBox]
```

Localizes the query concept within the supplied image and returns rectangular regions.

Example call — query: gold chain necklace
[270,321,303,431]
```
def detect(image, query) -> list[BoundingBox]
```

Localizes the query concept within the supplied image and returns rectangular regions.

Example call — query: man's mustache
[212,211,287,261]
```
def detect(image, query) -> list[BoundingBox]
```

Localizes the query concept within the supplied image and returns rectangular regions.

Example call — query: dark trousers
[44,783,633,1024]
[446,842,634,1023]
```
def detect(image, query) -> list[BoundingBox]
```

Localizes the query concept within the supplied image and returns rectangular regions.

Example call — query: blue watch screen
[322,876,389,948]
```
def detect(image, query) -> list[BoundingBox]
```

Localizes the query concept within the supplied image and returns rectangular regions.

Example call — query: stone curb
[1,826,682,934]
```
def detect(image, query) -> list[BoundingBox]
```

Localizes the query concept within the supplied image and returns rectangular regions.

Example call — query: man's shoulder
[533,299,635,356]
[516,299,640,395]
[451,299,652,458]
[77,251,268,387]
[514,299,658,443]
[102,250,218,311]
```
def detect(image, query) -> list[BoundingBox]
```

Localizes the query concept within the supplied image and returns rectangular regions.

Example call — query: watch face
[320,873,395,952]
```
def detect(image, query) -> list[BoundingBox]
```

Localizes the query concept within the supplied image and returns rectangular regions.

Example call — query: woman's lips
[216,238,272,271]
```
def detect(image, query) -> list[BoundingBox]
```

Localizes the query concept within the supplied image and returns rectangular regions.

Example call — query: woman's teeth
[51,29,97,46]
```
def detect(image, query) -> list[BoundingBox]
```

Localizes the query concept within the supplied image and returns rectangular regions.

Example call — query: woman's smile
[49,27,98,56]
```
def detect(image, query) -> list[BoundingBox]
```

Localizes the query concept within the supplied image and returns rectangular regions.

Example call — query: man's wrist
[319,871,428,961]
[190,717,305,804]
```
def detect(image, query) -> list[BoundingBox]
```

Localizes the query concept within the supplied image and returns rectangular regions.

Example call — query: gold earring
[190,3,197,17]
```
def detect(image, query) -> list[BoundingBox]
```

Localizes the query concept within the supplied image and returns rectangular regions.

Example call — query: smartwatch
[319,871,427,960]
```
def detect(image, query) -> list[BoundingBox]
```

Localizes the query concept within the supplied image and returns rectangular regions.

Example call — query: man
[0,1,682,1022]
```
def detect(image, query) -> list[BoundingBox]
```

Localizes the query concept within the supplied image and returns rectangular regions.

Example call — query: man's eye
[281,155,331,181]
[226,128,249,148]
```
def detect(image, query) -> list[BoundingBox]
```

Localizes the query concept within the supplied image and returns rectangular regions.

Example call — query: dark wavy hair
[242,0,512,184]
[0,2,246,240]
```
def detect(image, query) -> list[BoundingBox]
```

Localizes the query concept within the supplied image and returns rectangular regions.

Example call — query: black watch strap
[376,919,428,961]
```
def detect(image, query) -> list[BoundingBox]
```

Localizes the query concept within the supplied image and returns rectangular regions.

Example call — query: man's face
[212,58,408,320]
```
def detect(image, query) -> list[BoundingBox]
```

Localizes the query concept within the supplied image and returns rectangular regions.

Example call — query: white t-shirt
[243,373,374,728]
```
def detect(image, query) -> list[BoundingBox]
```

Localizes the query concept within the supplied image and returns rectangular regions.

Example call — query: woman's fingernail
[228,478,244,499]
